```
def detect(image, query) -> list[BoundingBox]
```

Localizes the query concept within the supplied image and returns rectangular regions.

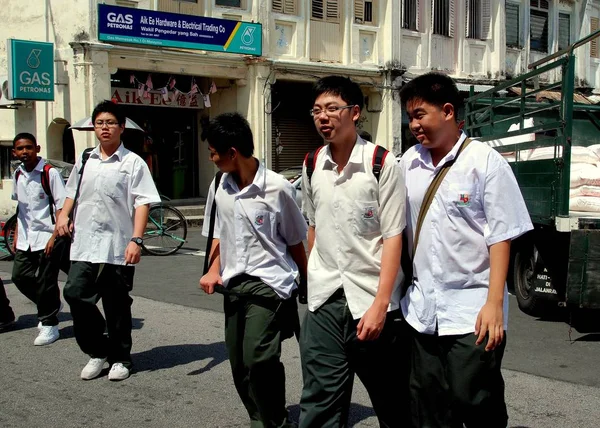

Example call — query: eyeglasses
[309,105,356,117]
[94,120,120,128]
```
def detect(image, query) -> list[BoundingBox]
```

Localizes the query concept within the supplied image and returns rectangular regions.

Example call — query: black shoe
[0,313,16,330]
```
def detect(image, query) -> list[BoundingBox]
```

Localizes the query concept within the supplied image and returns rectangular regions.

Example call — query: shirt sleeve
[301,163,316,227]
[483,152,534,246]
[64,157,81,200]
[201,178,220,240]
[48,168,67,210]
[278,182,308,246]
[131,159,161,208]
[378,152,407,239]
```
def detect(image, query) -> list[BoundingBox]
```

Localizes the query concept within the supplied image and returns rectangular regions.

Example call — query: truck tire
[513,239,545,317]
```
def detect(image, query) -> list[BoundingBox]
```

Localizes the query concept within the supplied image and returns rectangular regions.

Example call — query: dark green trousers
[63,261,135,368]
[11,244,63,326]
[0,279,15,324]
[224,275,297,428]
[409,326,508,428]
[299,289,410,428]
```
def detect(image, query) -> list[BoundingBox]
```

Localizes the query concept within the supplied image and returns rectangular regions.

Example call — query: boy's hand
[356,302,387,341]
[44,237,55,258]
[475,301,504,351]
[199,272,223,294]
[56,213,73,237]
[298,277,307,304]
[124,241,142,265]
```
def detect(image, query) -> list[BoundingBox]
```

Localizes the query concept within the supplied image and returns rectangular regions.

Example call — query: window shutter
[273,0,283,13]
[558,13,570,51]
[355,0,364,24]
[592,17,599,59]
[465,0,470,37]
[481,0,491,39]
[416,0,421,31]
[284,0,296,14]
[431,0,435,31]
[449,0,455,37]
[312,0,324,19]
[326,0,339,23]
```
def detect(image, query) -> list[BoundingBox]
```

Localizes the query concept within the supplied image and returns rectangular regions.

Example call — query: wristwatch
[130,237,143,246]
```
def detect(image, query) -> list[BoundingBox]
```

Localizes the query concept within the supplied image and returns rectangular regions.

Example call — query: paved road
[1,228,600,427]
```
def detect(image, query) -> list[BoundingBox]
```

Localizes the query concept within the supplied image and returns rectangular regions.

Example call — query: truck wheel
[513,240,544,317]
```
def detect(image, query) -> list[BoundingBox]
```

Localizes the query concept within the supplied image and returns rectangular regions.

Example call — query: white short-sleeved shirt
[65,144,161,265]
[302,136,406,319]
[399,133,534,336]
[12,158,66,252]
[201,162,308,299]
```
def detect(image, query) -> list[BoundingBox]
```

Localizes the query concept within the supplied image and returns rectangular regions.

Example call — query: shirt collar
[322,134,365,166]
[18,157,45,177]
[91,142,126,161]
[222,159,266,194]
[408,132,468,171]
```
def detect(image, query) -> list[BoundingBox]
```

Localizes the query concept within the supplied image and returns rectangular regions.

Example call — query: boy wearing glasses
[299,76,408,427]
[57,100,160,381]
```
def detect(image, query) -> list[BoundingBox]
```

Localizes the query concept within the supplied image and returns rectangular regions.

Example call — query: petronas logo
[26,49,42,69]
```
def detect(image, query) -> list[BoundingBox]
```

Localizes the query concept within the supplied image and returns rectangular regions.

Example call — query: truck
[464,31,600,323]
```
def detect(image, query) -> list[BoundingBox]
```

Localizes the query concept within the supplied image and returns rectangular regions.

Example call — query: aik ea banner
[98,4,262,56]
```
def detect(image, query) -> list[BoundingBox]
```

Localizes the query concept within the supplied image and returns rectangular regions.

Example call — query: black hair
[13,132,37,147]
[205,112,254,157]
[312,76,364,112]
[91,100,126,125]
[399,72,464,116]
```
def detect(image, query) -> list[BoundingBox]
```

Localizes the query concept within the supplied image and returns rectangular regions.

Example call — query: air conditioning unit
[0,75,27,108]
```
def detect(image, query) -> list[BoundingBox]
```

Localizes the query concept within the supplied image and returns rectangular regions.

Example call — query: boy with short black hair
[199,112,307,428]
[11,132,66,345]
[300,75,408,427]
[398,72,533,427]
[58,100,160,381]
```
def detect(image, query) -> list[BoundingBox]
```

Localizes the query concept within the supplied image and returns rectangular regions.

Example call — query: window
[312,0,339,23]
[558,13,570,51]
[506,2,520,47]
[272,0,296,14]
[432,0,454,37]
[216,0,241,7]
[530,0,549,52]
[402,0,418,31]
[592,17,599,59]
[355,0,374,25]
[0,145,12,180]
[466,0,490,40]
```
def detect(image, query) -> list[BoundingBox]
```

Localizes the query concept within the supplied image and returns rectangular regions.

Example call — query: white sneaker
[108,363,130,381]
[80,358,108,380]
[33,325,59,346]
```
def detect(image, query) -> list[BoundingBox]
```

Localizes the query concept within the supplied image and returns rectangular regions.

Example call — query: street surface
[1,228,600,427]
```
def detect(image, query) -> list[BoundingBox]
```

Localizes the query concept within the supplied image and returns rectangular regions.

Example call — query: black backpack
[303,144,389,184]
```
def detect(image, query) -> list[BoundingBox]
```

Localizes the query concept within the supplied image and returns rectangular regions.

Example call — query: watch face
[132,237,143,245]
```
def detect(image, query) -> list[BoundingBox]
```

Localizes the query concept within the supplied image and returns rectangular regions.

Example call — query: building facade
[0,0,599,213]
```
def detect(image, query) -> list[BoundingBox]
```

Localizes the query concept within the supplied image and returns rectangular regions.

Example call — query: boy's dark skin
[12,138,62,256]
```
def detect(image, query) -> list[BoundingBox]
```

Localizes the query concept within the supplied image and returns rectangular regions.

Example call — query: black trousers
[11,244,63,326]
[299,289,411,428]
[409,326,508,428]
[0,279,15,323]
[63,261,135,368]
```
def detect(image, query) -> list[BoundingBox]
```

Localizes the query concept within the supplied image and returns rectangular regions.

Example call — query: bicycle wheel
[142,205,188,256]
[3,214,17,256]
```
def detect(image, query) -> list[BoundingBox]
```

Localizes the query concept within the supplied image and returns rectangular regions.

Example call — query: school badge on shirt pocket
[457,192,471,207]
[255,214,264,226]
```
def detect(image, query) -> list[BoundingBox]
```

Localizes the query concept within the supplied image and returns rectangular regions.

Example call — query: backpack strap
[70,147,95,223]
[203,171,224,276]
[40,164,56,224]
[371,145,389,183]
[304,145,325,185]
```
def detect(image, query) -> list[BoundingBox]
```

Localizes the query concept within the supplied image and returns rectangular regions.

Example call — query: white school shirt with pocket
[399,133,534,336]
[64,144,160,265]
[12,158,66,252]
[201,162,308,299]
[302,137,406,319]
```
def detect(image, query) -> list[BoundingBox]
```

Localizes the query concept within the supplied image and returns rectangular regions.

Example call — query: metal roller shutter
[272,114,323,172]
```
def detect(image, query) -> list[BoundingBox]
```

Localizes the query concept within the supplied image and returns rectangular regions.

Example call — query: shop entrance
[121,105,199,200]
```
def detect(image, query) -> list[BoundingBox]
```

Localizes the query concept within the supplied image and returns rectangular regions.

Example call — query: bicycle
[2,214,17,257]
[142,201,188,256]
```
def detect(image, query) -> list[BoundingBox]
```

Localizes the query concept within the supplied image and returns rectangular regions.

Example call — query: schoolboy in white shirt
[57,100,160,381]
[398,72,533,427]
[10,132,66,346]
[199,112,308,428]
